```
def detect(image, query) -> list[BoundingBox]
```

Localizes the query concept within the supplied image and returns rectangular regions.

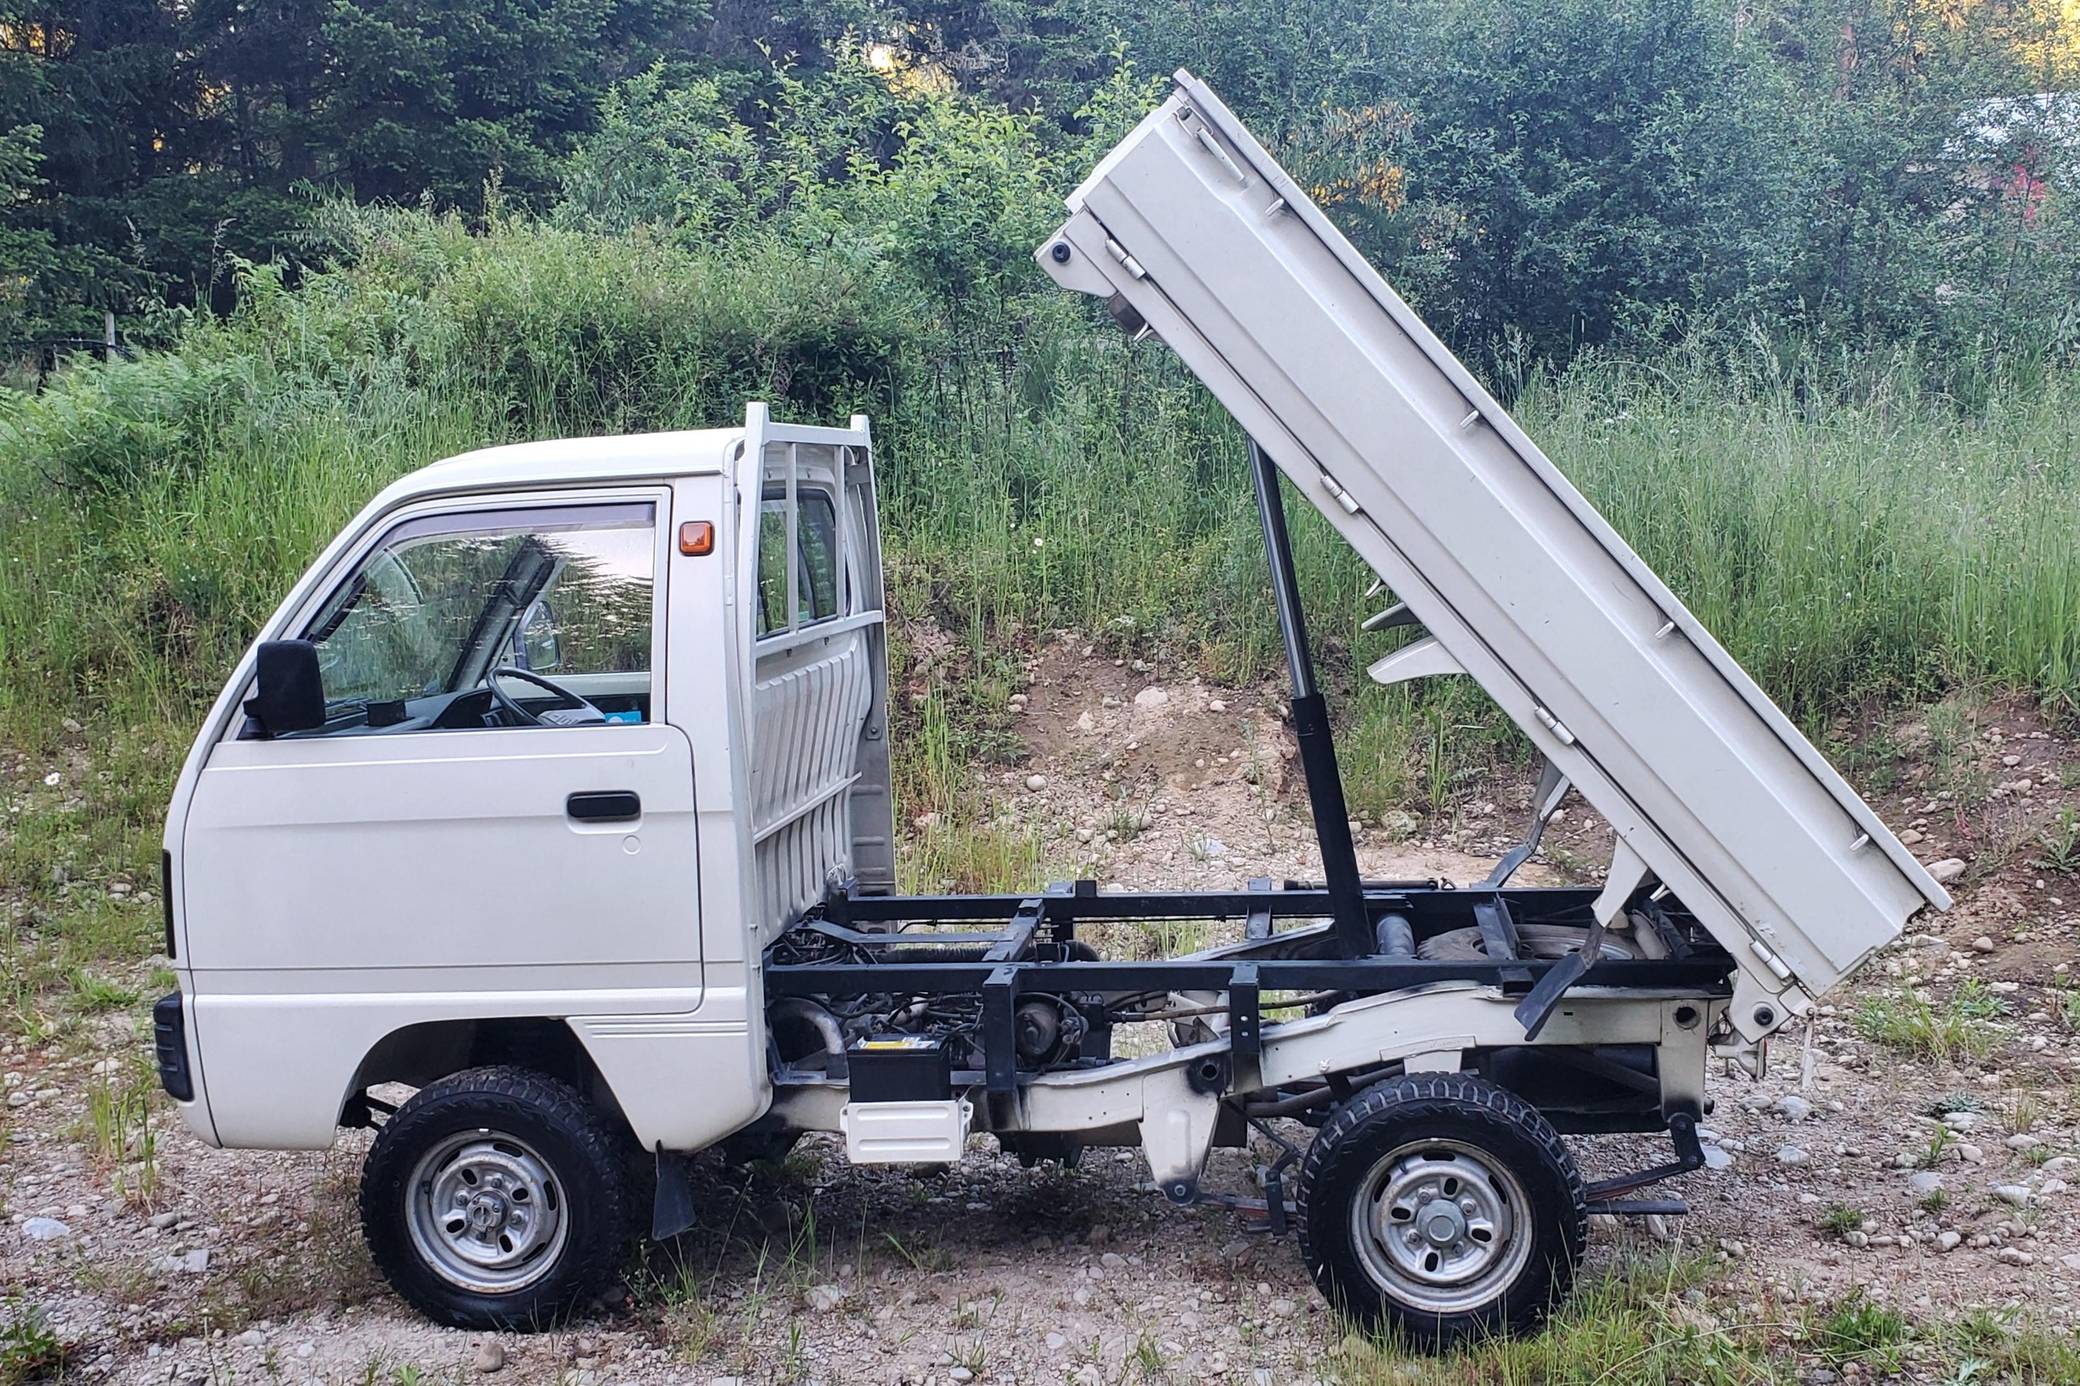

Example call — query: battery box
[845,1034,952,1104]
[840,1098,973,1164]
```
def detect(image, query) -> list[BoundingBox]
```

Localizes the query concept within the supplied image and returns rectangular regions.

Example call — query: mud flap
[652,1148,698,1241]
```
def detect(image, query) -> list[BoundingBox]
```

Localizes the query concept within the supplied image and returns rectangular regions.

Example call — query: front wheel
[360,1066,633,1328]
[1296,1072,1585,1349]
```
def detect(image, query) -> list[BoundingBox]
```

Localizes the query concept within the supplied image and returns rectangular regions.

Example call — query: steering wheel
[484,666,609,728]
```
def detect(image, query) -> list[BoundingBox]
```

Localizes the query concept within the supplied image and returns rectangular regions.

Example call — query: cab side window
[756,490,844,637]
[289,502,655,735]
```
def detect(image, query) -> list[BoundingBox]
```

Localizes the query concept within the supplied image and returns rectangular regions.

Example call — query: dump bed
[1038,73,1947,1036]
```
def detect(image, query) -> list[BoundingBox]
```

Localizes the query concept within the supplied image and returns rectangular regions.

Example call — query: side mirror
[245,639,327,736]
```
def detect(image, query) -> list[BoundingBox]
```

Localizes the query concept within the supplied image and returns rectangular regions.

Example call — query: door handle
[567,790,642,823]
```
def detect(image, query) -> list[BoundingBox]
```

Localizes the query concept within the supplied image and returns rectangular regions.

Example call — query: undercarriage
[762,877,1728,1189]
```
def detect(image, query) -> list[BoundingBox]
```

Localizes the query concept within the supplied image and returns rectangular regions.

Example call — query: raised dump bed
[1036,71,1947,1037]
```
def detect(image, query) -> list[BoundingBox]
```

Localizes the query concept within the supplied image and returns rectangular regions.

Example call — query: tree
[307,0,709,207]
[1374,0,1801,356]
[187,0,328,184]
[0,122,62,341]
[1,1,208,332]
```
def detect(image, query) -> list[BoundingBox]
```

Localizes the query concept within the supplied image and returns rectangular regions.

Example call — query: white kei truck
[155,73,1947,1346]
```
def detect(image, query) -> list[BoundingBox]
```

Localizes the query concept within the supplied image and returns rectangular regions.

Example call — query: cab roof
[373,427,744,509]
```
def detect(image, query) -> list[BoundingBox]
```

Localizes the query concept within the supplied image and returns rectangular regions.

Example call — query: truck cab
[160,405,892,1168]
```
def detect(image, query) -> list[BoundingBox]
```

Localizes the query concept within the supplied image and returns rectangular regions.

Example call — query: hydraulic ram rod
[1249,439,1372,957]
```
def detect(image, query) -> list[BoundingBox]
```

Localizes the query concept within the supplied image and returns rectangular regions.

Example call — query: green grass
[1817,1202,1864,1237]
[6,208,2080,829]
[0,1302,67,1386]
[1334,1254,2079,1384]
[1811,1294,1911,1371]
[1337,1253,1775,1382]
[76,1061,159,1203]
[65,968,139,1013]
[2036,807,2080,874]
[901,814,1045,895]
[2001,1092,2042,1136]
[1854,981,2009,1063]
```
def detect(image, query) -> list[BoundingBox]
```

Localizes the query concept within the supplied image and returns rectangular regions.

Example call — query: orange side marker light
[678,520,715,556]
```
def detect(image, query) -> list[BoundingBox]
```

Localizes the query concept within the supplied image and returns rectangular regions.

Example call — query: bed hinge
[1317,470,1361,515]
[1531,705,1576,745]
[1102,236,1147,280]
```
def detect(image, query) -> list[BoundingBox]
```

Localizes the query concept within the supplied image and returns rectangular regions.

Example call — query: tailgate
[1037,72,1947,1037]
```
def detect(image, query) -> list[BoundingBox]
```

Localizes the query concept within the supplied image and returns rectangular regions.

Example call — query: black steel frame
[774,878,1731,1092]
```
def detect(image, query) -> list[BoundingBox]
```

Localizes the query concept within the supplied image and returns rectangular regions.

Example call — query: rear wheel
[1296,1072,1584,1349]
[360,1066,633,1329]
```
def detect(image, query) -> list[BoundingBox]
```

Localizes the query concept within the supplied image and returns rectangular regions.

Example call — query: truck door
[178,490,699,1142]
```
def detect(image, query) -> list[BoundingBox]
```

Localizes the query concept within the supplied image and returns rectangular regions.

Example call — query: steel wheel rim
[1349,1137,1533,1315]
[405,1130,568,1293]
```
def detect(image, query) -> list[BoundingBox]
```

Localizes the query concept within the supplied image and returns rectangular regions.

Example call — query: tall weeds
[4,206,2079,841]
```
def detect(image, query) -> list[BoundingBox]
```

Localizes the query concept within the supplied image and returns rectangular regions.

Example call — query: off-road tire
[360,1066,633,1329]
[1296,1072,1585,1349]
